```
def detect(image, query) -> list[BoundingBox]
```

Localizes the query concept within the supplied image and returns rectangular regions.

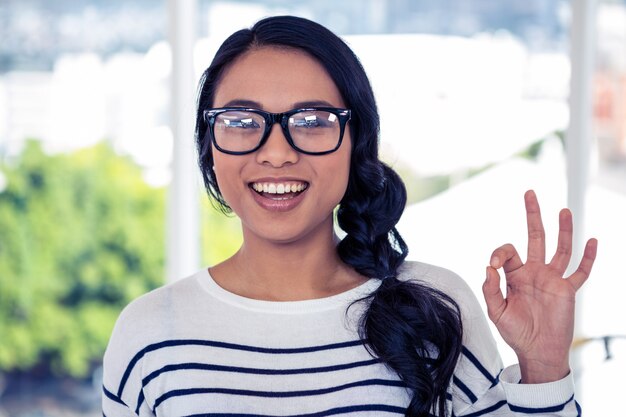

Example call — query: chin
[243,215,334,246]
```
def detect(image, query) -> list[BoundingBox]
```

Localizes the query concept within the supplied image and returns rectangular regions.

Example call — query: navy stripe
[117,339,366,397]
[135,390,145,414]
[143,358,381,386]
[461,346,498,386]
[452,376,478,404]
[509,394,574,414]
[182,404,406,417]
[137,359,381,412]
[575,400,582,417]
[153,378,407,411]
[103,385,127,406]
[460,400,508,417]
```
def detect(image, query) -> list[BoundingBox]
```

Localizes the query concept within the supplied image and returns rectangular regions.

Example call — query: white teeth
[251,182,308,195]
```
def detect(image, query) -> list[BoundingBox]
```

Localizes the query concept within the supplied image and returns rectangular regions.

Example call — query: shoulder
[104,271,205,360]
[396,260,484,321]
[116,272,202,328]
[397,260,471,298]
[103,271,208,388]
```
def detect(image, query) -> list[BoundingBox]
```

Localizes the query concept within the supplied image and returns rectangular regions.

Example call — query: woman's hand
[482,190,598,384]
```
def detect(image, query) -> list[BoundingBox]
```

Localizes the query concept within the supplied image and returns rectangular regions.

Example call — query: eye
[224,118,261,129]
[215,111,264,131]
[290,112,336,128]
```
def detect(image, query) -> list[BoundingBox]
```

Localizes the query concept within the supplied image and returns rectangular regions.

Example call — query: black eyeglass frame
[203,107,352,156]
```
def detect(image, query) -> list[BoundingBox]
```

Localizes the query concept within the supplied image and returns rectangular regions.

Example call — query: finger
[483,266,506,324]
[525,190,546,263]
[567,238,598,290]
[549,208,573,274]
[490,243,524,273]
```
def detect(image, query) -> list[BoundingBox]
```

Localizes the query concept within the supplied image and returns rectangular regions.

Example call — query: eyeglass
[203,107,351,155]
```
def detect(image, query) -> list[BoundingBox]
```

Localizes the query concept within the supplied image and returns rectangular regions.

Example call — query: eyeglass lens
[213,110,342,153]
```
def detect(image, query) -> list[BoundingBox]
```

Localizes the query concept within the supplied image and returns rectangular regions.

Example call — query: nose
[255,123,299,167]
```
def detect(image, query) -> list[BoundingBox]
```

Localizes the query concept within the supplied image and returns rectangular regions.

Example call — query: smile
[248,181,309,212]
[250,181,308,197]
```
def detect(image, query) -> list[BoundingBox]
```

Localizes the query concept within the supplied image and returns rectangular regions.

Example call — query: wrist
[518,358,570,384]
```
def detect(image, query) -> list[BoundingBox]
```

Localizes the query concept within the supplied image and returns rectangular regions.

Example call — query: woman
[103,15,597,416]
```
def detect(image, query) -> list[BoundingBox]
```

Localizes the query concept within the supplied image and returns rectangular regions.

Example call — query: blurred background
[0,0,624,415]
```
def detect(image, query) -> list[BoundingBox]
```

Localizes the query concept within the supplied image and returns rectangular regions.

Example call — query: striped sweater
[102,261,580,416]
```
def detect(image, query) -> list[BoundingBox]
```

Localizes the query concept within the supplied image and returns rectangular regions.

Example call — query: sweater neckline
[196,268,381,314]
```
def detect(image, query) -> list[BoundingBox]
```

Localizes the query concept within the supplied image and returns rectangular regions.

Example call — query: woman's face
[211,47,352,244]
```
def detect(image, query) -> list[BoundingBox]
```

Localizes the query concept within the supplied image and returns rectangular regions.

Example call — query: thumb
[482,266,506,324]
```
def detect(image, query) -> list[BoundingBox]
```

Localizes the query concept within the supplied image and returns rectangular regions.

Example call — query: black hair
[194,15,463,417]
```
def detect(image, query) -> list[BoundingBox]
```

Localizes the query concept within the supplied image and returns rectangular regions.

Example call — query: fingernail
[490,256,499,268]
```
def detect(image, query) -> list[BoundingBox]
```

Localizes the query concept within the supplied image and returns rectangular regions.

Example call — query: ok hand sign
[482,190,598,383]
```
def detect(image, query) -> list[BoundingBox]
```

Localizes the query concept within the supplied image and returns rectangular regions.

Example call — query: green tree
[0,141,165,377]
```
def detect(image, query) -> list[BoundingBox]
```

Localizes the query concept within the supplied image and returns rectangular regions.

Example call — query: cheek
[212,157,244,207]
[340,135,353,188]
[327,143,352,202]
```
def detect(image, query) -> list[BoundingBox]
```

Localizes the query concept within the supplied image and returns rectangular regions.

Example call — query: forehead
[213,46,346,110]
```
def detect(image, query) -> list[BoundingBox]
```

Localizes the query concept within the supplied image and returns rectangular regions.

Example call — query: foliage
[0,141,165,377]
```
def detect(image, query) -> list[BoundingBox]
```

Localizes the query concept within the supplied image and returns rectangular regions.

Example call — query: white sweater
[103,261,580,416]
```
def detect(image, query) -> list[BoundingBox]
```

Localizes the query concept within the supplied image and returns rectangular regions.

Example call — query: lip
[248,177,309,212]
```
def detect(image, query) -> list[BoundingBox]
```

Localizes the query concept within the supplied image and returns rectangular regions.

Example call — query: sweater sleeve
[405,262,581,416]
[101,300,148,417]
[102,386,138,417]
[102,286,166,417]
[102,311,144,417]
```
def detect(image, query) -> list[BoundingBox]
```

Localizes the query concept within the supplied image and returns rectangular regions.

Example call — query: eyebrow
[222,99,262,108]
[220,99,338,110]
[292,100,336,108]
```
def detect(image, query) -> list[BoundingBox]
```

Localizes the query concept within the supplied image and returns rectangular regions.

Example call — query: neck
[211,218,366,301]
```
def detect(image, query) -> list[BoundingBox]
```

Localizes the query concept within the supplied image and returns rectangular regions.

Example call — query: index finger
[525,190,546,263]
